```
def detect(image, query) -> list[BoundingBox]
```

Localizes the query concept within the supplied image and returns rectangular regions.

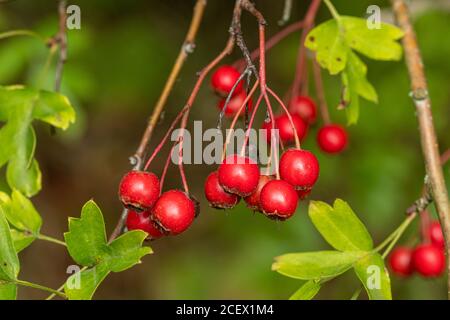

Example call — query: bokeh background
[0,0,449,299]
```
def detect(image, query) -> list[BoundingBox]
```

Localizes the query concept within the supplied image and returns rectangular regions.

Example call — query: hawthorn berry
[297,188,311,200]
[259,180,298,220]
[126,209,164,240]
[262,114,307,144]
[204,171,240,209]
[218,91,252,118]
[388,247,414,277]
[279,149,320,190]
[244,175,273,211]
[289,96,317,124]
[317,124,348,154]
[412,244,445,277]
[218,154,260,197]
[152,190,198,235]
[118,171,160,211]
[211,65,243,96]
[429,221,445,248]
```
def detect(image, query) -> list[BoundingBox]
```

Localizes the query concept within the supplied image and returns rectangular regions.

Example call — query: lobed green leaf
[354,253,392,300]
[289,280,321,300]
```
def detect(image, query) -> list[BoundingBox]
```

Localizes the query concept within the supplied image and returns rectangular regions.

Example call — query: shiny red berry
[317,124,348,154]
[126,210,164,240]
[262,114,307,144]
[152,190,198,235]
[412,244,445,277]
[204,171,240,209]
[218,155,260,197]
[260,180,298,220]
[244,175,273,211]
[388,247,414,277]
[118,171,160,211]
[289,96,317,124]
[211,65,243,96]
[429,221,445,248]
[218,91,253,118]
[279,149,320,190]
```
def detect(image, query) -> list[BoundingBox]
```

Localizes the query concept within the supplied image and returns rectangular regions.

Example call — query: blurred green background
[0,0,449,299]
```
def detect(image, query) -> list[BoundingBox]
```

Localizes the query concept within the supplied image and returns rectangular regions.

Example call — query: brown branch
[392,0,450,299]
[312,58,331,124]
[108,0,207,242]
[54,0,67,93]
[132,0,207,168]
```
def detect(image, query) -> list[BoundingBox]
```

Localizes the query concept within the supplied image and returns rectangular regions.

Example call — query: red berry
[118,171,160,211]
[297,188,311,200]
[211,65,243,96]
[204,171,240,209]
[218,91,253,118]
[244,175,273,211]
[289,96,317,124]
[218,155,260,197]
[388,247,414,277]
[429,221,445,248]
[260,180,298,220]
[279,149,320,190]
[152,190,198,235]
[412,244,445,277]
[126,210,164,240]
[317,124,348,154]
[262,114,307,144]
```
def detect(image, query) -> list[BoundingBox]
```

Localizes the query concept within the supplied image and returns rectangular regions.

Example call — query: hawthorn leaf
[64,200,151,300]
[0,206,20,299]
[0,85,75,196]
[305,19,348,75]
[289,280,321,300]
[272,251,365,280]
[341,16,404,61]
[309,199,373,252]
[354,253,392,300]
[0,190,42,252]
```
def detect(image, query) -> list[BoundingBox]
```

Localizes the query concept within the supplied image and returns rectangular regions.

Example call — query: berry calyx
[412,244,445,277]
[118,171,161,211]
[317,124,348,154]
[259,180,298,220]
[244,175,273,211]
[126,210,164,240]
[151,190,198,235]
[297,188,312,200]
[218,91,253,118]
[211,65,243,96]
[204,171,240,209]
[262,114,307,144]
[429,221,445,248]
[218,154,260,197]
[289,96,317,124]
[388,247,414,277]
[279,149,320,190]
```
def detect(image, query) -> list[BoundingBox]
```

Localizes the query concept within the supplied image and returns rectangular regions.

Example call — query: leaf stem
[37,234,66,247]
[374,213,416,254]
[15,279,67,299]
[323,0,340,20]
[0,29,47,43]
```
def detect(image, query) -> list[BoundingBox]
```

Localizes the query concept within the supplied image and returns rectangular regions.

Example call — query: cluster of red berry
[212,65,348,154]
[389,221,445,277]
[119,171,199,240]
[205,65,322,220]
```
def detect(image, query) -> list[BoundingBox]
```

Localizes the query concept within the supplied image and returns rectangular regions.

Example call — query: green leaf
[341,52,378,125]
[272,251,365,280]
[341,16,404,61]
[0,206,20,299]
[289,280,321,300]
[309,199,373,252]
[63,200,151,300]
[0,190,42,252]
[354,253,392,300]
[0,85,75,196]
[305,19,348,75]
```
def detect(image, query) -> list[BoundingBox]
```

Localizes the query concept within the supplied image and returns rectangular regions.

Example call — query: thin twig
[392,0,450,299]
[312,58,331,124]
[54,0,67,93]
